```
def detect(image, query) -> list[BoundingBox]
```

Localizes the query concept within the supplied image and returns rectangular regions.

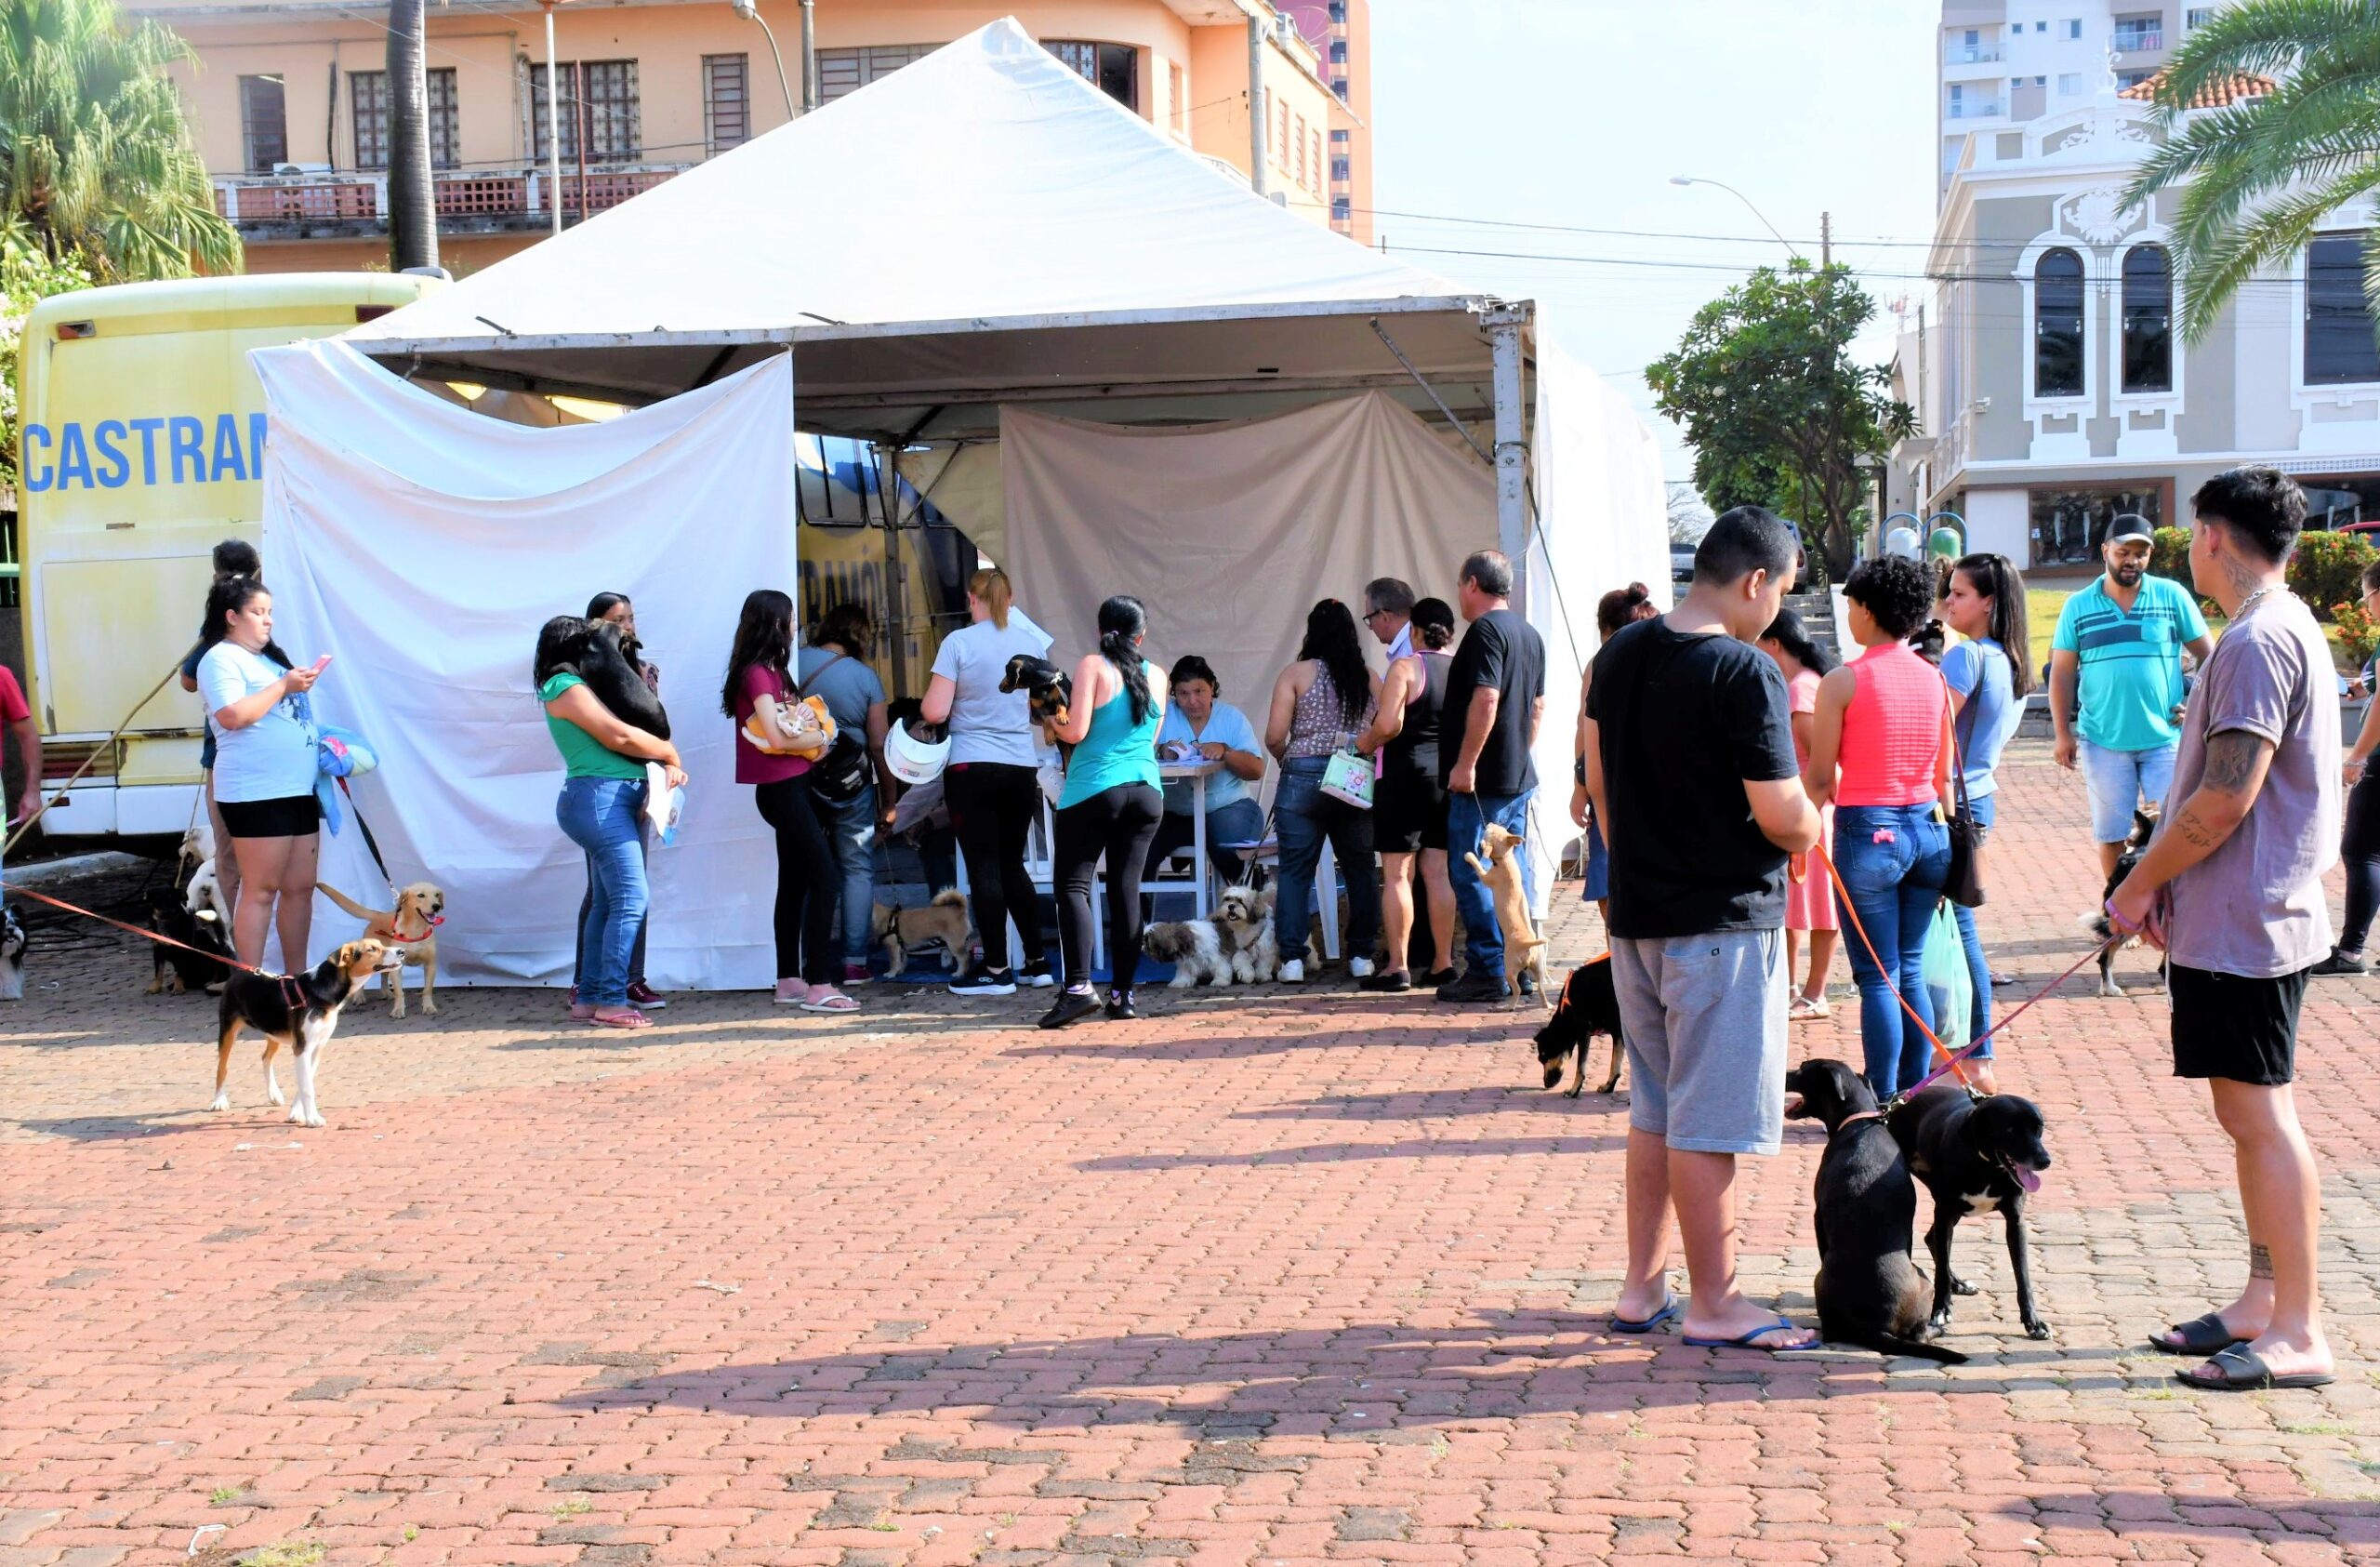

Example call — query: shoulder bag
[798,653,873,804]
[1939,672,1986,909]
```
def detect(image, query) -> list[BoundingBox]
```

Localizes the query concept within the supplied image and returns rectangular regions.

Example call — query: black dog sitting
[2087,807,2164,997]
[998,654,1073,751]
[144,886,232,995]
[1786,1059,1966,1363]
[557,618,669,740]
[1889,1082,2055,1339]
[1533,956,1624,1096]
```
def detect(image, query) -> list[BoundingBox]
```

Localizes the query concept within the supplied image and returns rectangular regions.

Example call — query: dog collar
[1836,1109,1886,1129]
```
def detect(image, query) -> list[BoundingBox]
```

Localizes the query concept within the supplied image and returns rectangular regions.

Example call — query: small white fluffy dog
[184,857,232,930]
[1141,881,1279,988]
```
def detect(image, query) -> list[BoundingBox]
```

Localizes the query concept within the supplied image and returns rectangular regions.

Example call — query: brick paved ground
[5,737,2379,1567]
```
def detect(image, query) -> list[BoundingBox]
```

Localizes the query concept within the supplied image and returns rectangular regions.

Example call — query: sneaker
[1038,989,1102,1029]
[1348,956,1376,979]
[1435,971,1510,1004]
[1277,958,1306,984]
[1104,988,1139,1021]
[841,962,873,988]
[2310,949,2368,977]
[627,980,668,1009]
[1359,969,1413,993]
[950,966,1018,997]
[1017,958,1058,989]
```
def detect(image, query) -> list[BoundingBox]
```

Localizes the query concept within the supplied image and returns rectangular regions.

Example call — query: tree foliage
[0,242,97,487]
[2122,0,2380,343]
[0,0,240,281]
[1646,261,1913,580]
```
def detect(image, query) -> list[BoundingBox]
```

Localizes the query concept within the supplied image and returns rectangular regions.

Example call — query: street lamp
[1669,175,1805,260]
[730,0,799,121]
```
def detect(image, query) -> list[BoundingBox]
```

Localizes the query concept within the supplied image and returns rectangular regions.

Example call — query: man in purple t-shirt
[2110,467,2342,1392]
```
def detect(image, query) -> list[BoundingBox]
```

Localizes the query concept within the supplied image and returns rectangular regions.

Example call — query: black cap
[2107,513,2155,543]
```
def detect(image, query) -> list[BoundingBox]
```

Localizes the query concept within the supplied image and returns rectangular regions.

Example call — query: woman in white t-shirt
[194,575,325,969]
[919,567,1055,997]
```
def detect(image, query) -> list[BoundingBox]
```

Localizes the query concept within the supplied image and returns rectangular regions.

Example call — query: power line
[1378,240,2336,292]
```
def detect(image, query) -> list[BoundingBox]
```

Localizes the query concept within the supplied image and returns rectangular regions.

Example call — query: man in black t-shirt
[1436,549,1548,1004]
[1583,506,1822,1353]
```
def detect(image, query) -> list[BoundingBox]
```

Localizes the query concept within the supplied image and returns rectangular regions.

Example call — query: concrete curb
[3,850,149,887]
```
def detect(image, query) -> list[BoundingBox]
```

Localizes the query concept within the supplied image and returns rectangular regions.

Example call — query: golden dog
[318,882,444,1017]
[1463,822,1548,1008]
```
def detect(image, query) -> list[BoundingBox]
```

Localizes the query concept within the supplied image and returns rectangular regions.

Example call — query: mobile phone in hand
[312,655,334,672]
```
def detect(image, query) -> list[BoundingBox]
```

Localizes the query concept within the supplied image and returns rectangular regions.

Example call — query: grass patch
[208,1487,240,1507]
[2281,1421,2355,1436]
[401,1525,418,1542]
[549,1498,592,1518]
[236,1545,324,1567]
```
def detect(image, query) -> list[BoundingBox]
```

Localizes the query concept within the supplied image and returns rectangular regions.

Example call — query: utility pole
[1246,14,1267,198]
[1819,210,1832,268]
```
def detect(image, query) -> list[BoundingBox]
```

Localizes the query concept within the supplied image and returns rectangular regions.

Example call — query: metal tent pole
[541,0,562,236]
[1484,301,1530,611]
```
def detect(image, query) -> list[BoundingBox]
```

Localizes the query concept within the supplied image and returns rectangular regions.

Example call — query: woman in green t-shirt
[535,616,685,1029]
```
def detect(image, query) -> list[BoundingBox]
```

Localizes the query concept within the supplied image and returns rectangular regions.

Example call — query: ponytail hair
[970,567,1013,631]
[1595,580,1656,639]
[1952,552,2034,697]
[201,574,293,670]
[1760,605,1834,676]
[1097,594,1153,724]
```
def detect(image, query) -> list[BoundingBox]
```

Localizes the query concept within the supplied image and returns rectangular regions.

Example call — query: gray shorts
[1611,930,1789,1155]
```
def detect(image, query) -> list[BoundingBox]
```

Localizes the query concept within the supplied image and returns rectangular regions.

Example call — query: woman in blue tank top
[1041,595,1169,1029]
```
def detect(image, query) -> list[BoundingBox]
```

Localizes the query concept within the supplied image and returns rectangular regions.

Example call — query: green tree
[1646,261,1913,581]
[2122,0,2380,342]
[0,0,240,280]
[0,244,97,487]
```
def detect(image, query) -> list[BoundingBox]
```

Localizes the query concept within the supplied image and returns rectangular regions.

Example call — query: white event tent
[311,17,1665,984]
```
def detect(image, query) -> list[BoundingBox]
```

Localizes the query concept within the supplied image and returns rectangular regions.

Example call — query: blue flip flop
[1611,1292,1682,1335]
[1682,1316,1816,1352]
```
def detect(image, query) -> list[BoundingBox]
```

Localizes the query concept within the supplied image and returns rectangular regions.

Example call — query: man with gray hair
[1438,549,1547,1004]
[1362,577,1418,663]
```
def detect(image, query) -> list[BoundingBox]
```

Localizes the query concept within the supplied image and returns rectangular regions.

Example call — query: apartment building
[1937,1,2229,200]
[1896,60,2380,577]
[133,0,1375,274]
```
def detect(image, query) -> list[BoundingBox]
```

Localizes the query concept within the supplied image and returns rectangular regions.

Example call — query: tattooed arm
[2107,728,2276,938]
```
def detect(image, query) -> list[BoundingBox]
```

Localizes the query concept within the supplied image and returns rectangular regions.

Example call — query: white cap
[885,719,952,785]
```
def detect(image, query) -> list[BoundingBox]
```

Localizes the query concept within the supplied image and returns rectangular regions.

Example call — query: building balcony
[2110,28,2165,52]
[212,163,691,239]
[1945,98,2005,120]
[1944,44,2003,64]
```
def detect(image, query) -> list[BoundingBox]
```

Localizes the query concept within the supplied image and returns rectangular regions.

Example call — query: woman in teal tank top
[1040,595,1169,1029]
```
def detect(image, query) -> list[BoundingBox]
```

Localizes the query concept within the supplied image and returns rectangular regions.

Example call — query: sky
[1369,0,1945,487]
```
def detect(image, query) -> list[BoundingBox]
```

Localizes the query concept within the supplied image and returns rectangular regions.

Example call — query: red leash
[2,879,279,976]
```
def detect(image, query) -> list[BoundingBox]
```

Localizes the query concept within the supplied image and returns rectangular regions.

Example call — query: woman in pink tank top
[1803,556,1956,1097]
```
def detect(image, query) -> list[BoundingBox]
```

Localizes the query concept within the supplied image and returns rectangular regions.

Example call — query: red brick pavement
[4,739,2378,1567]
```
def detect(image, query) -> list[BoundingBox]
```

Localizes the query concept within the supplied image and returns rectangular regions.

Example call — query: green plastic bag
[1921,897,1972,1055]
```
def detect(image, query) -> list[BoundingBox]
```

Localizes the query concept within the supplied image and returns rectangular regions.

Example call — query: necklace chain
[2233,583,2282,619]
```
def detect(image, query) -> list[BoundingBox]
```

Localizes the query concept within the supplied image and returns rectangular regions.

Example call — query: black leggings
[2342,767,2380,956]
[754,775,838,985]
[1053,783,1163,993]
[945,762,1047,972]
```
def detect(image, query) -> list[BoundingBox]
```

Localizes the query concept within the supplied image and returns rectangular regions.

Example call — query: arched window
[2122,245,2173,392]
[2035,247,2085,396]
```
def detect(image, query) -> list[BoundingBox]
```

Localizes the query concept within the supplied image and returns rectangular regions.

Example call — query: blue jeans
[1833,803,1951,1097]
[1950,792,1995,1056]
[557,776,650,1008]
[1449,789,1536,979]
[575,825,649,991]
[814,783,879,969]
[1275,757,1380,965]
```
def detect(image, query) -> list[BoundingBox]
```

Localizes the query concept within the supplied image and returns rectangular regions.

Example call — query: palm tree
[2122,0,2380,343]
[385,0,437,272]
[0,0,240,281]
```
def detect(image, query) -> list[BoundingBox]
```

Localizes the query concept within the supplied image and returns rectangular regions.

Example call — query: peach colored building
[128,0,1375,275]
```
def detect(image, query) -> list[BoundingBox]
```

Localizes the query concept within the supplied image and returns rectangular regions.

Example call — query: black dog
[2086,808,2164,997]
[998,654,1073,751]
[1785,1059,1967,1364]
[1889,1082,2055,1339]
[1534,956,1624,1096]
[557,618,669,740]
[143,885,232,995]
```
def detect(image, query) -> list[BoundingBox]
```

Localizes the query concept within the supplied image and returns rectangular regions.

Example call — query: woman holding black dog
[1803,555,1957,1098]
[572,591,667,1012]
[538,614,684,1029]
[722,589,854,1013]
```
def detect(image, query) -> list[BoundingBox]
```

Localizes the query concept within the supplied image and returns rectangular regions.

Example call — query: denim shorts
[1610,929,1789,1155]
[2081,738,2177,843]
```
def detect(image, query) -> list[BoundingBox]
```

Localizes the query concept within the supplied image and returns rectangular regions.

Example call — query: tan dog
[871,889,972,979]
[1464,822,1548,1008]
[317,882,444,1016]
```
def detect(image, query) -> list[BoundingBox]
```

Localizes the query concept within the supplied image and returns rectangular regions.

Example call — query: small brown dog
[872,889,972,978]
[318,882,444,1016]
[1464,822,1548,1008]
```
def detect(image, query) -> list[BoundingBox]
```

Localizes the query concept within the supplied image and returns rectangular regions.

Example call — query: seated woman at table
[1146,655,1267,887]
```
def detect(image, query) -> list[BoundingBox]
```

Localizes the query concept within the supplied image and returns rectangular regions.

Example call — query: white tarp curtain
[253,339,796,988]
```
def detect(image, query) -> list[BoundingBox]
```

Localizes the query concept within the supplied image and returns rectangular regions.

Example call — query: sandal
[801,988,860,1013]
[1789,994,1830,1022]
[585,1007,652,1029]
[774,979,811,1005]
[1682,1316,1818,1352]
[2149,1311,2248,1356]
[2175,1343,2335,1391]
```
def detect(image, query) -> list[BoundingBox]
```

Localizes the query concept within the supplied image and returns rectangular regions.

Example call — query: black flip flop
[2149,1311,2247,1356]
[2175,1343,2336,1392]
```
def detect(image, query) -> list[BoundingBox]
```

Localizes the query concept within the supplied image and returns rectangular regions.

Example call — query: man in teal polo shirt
[2050,513,2216,878]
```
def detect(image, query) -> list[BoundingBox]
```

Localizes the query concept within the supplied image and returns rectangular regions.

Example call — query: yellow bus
[16,272,441,838]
